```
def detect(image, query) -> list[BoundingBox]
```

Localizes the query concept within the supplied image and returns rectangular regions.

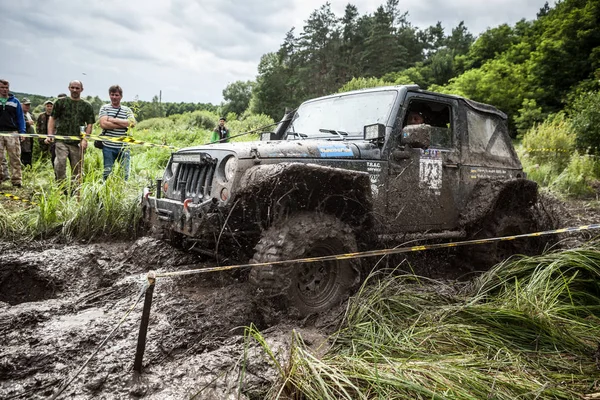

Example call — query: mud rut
[0,199,598,399]
[0,238,336,399]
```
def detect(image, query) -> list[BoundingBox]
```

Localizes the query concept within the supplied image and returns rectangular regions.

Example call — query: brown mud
[1,199,599,399]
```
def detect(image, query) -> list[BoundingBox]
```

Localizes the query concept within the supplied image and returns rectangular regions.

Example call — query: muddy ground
[1,199,599,400]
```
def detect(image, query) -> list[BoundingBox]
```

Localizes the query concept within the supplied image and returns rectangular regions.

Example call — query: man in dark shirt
[45,80,95,189]
[20,98,35,167]
[0,79,26,187]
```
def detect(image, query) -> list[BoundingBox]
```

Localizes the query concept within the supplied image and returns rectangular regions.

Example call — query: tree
[446,21,474,56]
[222,80,254,116]
[571,91,600,153]
[362,6,406,77]
[295,3,342,97]
[250,53,292,120]
[462,24,518,69]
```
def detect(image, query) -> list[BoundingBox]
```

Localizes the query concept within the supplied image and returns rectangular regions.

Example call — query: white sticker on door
[419,158,442,190]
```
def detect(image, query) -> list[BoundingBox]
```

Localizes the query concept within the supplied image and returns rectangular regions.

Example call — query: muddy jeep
[142,85,549,315]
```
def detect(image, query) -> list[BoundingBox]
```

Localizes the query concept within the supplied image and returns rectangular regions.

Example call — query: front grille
[173,161,216,201]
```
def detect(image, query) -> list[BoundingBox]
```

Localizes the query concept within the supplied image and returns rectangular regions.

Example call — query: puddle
[53,308,106,330]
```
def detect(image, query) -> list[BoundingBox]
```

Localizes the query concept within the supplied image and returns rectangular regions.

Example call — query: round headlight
[224,157,237,182]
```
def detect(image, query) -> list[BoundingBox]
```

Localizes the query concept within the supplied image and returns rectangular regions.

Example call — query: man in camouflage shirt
[45,80,95,190]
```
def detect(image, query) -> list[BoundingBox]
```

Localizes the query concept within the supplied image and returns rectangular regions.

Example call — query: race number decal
[419,158,442,190]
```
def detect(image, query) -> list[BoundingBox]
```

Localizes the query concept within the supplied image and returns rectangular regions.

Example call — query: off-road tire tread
[249,212,359,314]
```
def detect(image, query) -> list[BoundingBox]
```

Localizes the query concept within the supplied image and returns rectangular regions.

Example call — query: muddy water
[0,198,596,399]
[0,238,307,399]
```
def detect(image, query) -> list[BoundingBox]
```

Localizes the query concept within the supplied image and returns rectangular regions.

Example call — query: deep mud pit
[0,237,337,399]
[1,199,599,399]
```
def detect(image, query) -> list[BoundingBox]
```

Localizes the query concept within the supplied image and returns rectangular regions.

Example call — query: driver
[406,110,425,125]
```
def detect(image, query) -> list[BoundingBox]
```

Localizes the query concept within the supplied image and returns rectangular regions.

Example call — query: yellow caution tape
[525,148,569,153]
[88,134,177,149]
[153,223,600,279]
[0,191,38,205]
[0,131,177,150]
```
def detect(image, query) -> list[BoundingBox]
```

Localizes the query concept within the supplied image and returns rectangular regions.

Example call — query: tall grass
[0,112,273,242]
[248,246,600,399]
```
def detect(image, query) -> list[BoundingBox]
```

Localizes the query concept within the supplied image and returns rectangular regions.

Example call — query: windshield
[285,90,398,139]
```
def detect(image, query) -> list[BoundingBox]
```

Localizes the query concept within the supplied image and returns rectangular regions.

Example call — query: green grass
[0,113,269,241]
[246,246,600,399]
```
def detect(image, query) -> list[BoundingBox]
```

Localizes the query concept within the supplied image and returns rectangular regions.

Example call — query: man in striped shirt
[98,85,136,180]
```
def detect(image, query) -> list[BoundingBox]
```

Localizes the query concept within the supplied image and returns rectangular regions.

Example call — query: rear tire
[249,212,360,316]
[467,209,544,270]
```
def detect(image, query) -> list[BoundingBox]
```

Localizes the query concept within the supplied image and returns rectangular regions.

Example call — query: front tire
[468,209,544,269]
[249,212,360,316]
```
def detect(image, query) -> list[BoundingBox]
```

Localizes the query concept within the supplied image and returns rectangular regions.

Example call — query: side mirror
[364,123,386,140]
[400,124,431,149]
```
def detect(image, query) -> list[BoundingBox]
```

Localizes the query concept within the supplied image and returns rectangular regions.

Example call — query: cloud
[1,0,550,104]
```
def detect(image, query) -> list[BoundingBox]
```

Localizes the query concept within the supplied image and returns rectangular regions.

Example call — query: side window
[403,99,453,148]
[466,109,511,158]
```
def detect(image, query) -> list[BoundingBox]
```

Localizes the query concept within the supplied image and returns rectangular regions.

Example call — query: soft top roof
[315,85,508,120]
[406,86,508,120]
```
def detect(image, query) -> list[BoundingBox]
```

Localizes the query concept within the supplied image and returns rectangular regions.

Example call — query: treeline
[231,0,599,135]
[12,92,217,123]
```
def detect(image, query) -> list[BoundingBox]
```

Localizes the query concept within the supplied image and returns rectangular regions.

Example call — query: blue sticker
[317,145,353,158]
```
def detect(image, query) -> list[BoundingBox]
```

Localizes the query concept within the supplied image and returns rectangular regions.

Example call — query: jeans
[102,146,130,180]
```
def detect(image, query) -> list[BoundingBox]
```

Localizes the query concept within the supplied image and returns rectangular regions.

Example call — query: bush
[136,117,175,131]
[514,98,545,136]
[550,152,598,197]
[570,90,600,153]
[183,110,219,131]
[227,113,275,141]
[520,113,574,173]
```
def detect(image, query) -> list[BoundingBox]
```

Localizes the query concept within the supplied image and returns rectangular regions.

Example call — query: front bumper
[142,194,223,238]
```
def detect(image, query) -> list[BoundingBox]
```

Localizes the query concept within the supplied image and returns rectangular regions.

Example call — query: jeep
[141,85,549,315]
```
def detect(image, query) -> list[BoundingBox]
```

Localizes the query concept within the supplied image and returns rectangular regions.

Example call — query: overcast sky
[1,0,549,105]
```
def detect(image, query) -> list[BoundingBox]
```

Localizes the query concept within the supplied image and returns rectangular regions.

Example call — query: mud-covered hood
[179,139,381,160]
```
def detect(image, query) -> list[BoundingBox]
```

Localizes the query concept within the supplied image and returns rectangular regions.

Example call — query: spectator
[20,97,35,167]
[98,85,136,180]
[0,79,25,187]
[211,117,230,143]
[37,100,54,165]
[45,80,95,190]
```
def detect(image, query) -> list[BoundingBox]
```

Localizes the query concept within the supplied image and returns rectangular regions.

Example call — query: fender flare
[459,178,539,229]
[235,162,374,229]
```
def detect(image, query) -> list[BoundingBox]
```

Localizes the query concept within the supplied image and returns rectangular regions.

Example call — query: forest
[246,0,599,138]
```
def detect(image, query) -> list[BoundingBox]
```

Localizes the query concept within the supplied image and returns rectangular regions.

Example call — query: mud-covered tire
[468,209,544,269]
[249,212,360,316]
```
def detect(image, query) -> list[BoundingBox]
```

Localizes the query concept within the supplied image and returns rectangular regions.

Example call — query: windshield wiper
[319,128,348,140]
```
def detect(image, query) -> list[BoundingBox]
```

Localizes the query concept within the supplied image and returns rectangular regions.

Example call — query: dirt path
[1,198,599,399]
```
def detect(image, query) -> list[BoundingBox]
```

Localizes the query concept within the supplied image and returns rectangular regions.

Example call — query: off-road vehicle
[142,85,551,315]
